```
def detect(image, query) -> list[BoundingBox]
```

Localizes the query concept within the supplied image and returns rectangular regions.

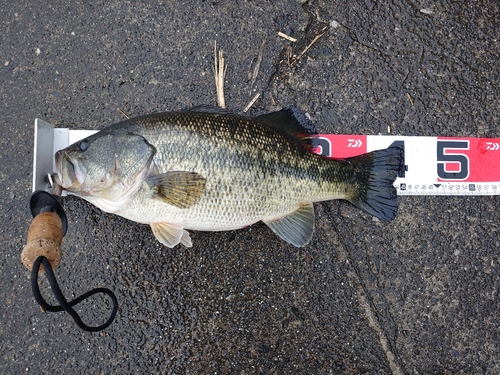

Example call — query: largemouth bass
[54,106,403,247]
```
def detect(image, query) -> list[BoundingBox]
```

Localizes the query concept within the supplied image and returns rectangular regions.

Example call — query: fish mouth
[54,150,86,189]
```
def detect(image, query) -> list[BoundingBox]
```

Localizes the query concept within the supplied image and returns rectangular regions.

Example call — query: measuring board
[313,134,499,196]
[33,119,500,196]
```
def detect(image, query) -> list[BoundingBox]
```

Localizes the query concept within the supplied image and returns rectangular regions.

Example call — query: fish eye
[79,139,90,152]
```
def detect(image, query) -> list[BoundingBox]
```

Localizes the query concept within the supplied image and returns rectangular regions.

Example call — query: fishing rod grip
[21,211,63,271]
[21,190,67,272]
[21,190,118,331]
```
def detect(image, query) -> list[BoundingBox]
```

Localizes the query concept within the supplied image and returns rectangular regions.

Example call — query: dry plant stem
[243,93,261,113]
[119,109,130,119]
[407,93,414,106]
[214,41,227,109]
[278,31,297,42]
[291,26,328,66]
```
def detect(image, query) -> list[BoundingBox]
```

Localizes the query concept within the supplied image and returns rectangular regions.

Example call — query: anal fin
[150,222,193,248]
[263,202,315,247]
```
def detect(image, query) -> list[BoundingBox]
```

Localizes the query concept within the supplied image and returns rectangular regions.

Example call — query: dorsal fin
[254,106,317,148]
[185,105,234,115]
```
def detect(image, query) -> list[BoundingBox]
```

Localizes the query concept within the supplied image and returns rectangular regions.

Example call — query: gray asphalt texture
[1,1,499,374]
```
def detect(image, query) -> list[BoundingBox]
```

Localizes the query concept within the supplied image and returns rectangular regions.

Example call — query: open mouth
[54,150,85,189]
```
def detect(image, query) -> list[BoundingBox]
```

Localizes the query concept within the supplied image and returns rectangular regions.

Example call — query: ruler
[33,119,500,195]
[313,135,500,196]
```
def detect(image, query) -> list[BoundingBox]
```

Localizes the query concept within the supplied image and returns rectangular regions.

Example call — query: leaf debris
[249,39,266,88]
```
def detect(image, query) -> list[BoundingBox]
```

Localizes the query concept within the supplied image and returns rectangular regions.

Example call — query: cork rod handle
[21,211,63,271]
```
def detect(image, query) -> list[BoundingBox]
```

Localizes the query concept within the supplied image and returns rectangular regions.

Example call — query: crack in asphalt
[322,202,406,375]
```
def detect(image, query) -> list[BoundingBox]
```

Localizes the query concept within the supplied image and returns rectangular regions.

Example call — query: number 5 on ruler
[437,140,470,180]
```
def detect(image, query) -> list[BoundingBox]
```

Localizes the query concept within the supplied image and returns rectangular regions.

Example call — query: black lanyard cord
[31,256,118,332]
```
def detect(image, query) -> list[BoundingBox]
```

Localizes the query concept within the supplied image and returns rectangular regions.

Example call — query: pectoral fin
[147,171,206,209]
[263,202,315,247]
[150,222,193,248]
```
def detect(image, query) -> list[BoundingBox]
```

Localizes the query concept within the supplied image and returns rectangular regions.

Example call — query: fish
[54,105,403,248]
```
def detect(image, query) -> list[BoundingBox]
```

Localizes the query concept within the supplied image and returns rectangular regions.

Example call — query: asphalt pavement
[1,1,499,374]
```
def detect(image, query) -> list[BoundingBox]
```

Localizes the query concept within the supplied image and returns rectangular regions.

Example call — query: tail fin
[346,146,404,221]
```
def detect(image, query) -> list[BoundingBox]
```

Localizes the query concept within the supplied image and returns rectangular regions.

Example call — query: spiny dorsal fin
[147,171,206,209]
[254,106,317,148]
[185,105,234,115]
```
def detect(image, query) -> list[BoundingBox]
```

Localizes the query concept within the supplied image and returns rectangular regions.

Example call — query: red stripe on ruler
[312,135,367,158]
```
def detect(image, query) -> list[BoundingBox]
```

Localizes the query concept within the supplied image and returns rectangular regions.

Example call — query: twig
[243,93,261,113]
[118,109,130,119]
[407,93,414,106]
[214,41,227,108]
[291,26,328,66]
[278,31,297,43]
